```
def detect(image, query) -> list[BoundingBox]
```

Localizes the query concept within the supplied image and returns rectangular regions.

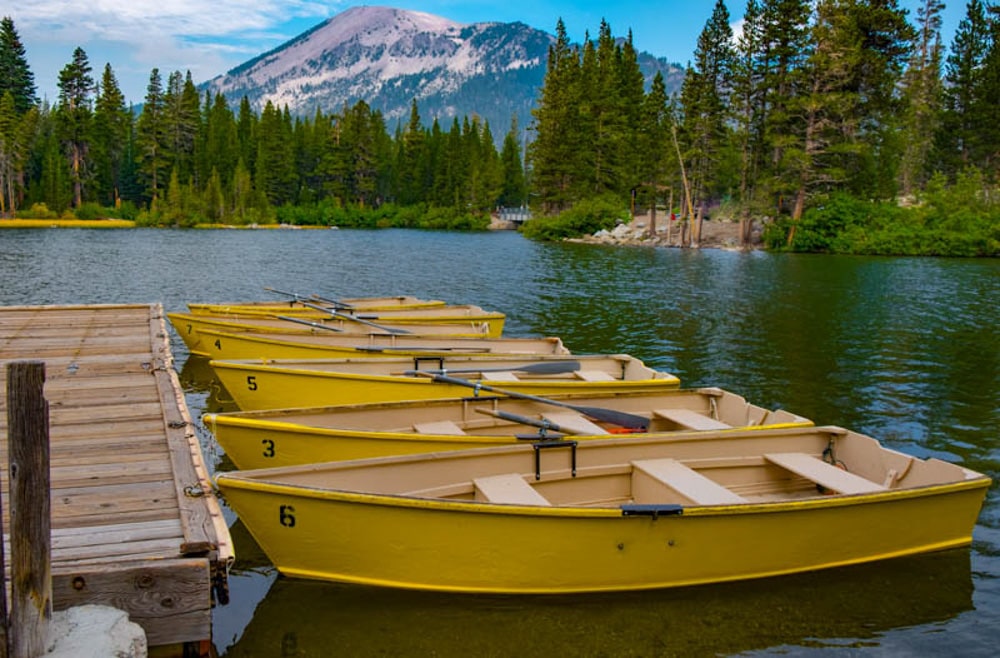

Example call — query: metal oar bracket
[533,439,577,480]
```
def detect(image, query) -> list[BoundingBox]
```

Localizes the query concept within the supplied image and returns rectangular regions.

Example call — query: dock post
[5,361,51,658]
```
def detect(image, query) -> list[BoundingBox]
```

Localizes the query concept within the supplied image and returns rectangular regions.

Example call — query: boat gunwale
[214,468,992,518]
[204,411,814,443]
[208,357,682,388]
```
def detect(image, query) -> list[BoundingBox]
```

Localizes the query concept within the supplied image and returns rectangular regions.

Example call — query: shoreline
[568,214,765,250]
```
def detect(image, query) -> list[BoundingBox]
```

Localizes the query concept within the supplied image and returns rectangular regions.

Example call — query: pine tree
[679,0,735,218]
[136,69,167,207]
[528,19,580,212]
[236,97,257,174]
[937,0,991,174]
[636,72,671,226]
[254,101,295,206]
[845,0,914,197]
[0,17,37,114]
[0,91,18,214]
[617,32,648,205]
[201,93,238,191]
[759,0,812,212]
[162,71,201,186]
[56,47,95,208]
[898,0,945,196]
[732,0,768,230]
[92,63,130,207]
[397,100,427,205]
[498,116,527,207]
[973,4,1000,175]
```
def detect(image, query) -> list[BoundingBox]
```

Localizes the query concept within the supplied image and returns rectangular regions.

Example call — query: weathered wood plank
[0,304,230,648]
[52,558,212,646]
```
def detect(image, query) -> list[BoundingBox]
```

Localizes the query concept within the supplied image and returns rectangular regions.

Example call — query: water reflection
[221,549,973,657]
[2,229,995,656]
[179,355,239,414]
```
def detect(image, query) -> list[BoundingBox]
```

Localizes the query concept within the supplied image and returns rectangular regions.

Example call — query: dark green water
[1,228,997,656]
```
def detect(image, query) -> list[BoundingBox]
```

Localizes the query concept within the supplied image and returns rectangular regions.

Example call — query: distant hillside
[201,6,683,136]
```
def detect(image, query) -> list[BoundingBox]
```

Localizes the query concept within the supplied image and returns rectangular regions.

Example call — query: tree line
[526,0,999,255]
[0,18,527,228]
[1,4,999,254]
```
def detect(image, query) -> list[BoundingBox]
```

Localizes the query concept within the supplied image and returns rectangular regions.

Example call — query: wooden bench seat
[632,458,747,505]
[473,473,551,506]
[412,420,466,435]
[541,411,607,435]
[652,408,731,431]
[764,452,887,494]
[481,371,519,381]
[574,370,616,382]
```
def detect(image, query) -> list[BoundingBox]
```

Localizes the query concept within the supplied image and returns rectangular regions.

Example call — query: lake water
[1,227,997,656]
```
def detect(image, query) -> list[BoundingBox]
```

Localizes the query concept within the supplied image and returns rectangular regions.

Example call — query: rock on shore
[572,215,765,250]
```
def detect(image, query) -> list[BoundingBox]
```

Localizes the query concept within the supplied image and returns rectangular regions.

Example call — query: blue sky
[12,1,970,106]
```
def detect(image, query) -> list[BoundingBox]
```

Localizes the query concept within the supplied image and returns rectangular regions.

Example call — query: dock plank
[0,304,231,649]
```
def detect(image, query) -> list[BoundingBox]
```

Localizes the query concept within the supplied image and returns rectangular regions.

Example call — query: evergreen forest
[1,1,999,256]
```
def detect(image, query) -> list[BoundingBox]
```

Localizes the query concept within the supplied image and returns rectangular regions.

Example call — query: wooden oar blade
[411,372,649,432]
[573,406,649,431]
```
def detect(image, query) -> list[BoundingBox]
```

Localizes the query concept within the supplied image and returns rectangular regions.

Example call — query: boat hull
[218,472,988,594]
[186,305,506,338]
[188,296,448,314]
[192,327,569,360]
[209,357,680,411]
[205,387,812,469]
[168,312,502,356]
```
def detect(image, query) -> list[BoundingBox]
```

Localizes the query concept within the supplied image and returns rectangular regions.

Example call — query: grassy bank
[0,219,136,229]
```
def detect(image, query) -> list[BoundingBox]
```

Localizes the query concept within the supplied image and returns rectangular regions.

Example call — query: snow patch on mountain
[202,5,681,137]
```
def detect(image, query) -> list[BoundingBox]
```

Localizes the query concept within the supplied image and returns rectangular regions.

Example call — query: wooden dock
[0,304,232,650]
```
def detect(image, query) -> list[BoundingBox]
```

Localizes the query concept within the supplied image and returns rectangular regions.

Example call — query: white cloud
[12,1,344,101]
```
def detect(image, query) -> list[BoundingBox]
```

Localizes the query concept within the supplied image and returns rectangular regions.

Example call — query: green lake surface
[1,227,997,656]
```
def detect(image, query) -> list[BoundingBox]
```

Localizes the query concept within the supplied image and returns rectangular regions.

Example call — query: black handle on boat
[276,315,345,333]
[263,286,354,310]
[263,286,309,301]
[410,360,582,376]
[300,302,411,335]
[474,407,577,436]
[309,293,354,310]
[411,372,649,431]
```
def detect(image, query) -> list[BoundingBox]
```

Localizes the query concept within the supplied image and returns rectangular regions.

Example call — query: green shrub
[522,195,628,241]
[73,203,106,220]
[18,203,58,219]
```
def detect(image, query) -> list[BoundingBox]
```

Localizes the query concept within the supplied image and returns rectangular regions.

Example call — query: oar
[410,372,649,431]
[309,293,354,310]
[263,287,354,310]
[407,360,581,376]
[300,302,411,335]
[475,407,576,437]
[276,315,344,333]
[355,346,488,353]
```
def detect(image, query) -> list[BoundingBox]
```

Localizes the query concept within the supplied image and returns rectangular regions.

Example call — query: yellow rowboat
[187,304,506,338]
[215,424,991,593]
[168,312,500,356]
[204,387,810,469]
[189,327,569,360]
[208,354,681,410]
[189,292,449,314]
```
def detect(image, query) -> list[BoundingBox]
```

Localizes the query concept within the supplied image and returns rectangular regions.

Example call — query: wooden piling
[6,361,51,658]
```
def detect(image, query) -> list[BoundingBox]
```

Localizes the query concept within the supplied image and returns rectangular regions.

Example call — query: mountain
[202,6,683,137]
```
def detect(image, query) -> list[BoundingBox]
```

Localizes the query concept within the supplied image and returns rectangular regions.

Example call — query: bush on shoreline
[764,172,1000,257]
[520,196,630,241]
